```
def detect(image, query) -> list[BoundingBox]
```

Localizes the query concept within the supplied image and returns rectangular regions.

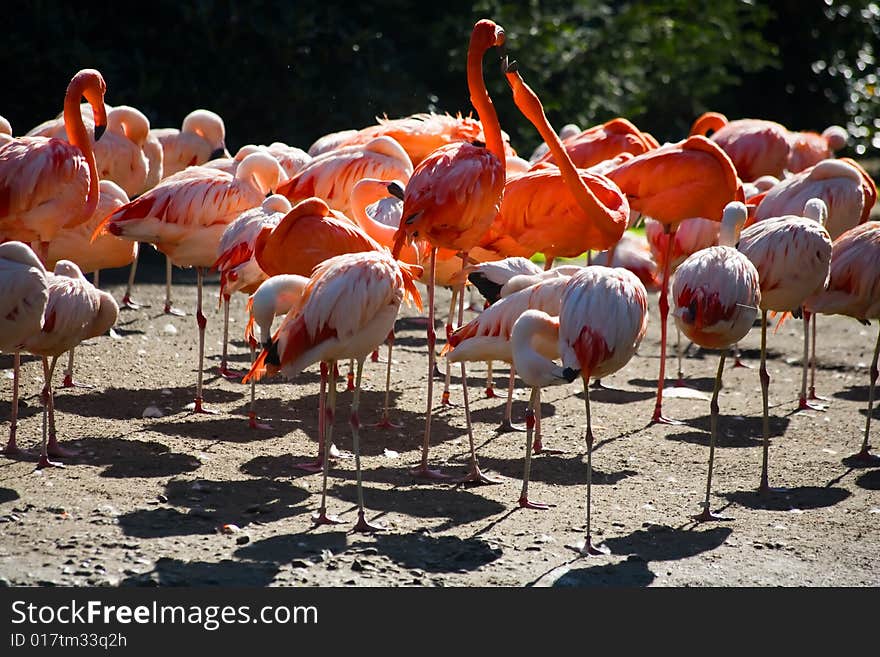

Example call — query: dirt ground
[1,254,879,588]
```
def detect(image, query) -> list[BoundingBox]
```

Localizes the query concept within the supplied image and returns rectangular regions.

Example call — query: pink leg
[121,250,144,309]
[519,388,551,510]
[485,360,496,398]
[576,381,608,555]
[532,387,563,455]
[350,359,385,532]
[247,343,272,430]
[61,347,94,389]
[3,351,22,456]
[192,268,218,415]
[216,295,244,380]
[651,227,682,425]
[164,256,185,316]
[693,354,733,522]
[851,322,880,465]
[372,334,401,429]
[797,311,825,411]
[498,367,525,432]
[731,343,751,369]
[297,362,331,472]
[808,314,828,402]
[313,360,344,526]
[37,357,63,469]
[441,286,458,407]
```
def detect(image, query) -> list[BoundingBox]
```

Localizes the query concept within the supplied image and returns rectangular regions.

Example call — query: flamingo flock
[1,20,878,556]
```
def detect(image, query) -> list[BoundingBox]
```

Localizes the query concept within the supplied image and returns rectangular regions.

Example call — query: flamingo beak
[210,146,227,161]
[387,181,405,201]
[94,122,107,141]
[562,367,581,383]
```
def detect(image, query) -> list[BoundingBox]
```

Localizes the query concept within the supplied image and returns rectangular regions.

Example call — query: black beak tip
[387,181,405,201]
[209,146,227,161]
[562,367,580,383]
[94,123,107,141]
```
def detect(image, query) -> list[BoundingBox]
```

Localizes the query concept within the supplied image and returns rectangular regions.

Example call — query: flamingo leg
[455,251,500,485]
[37,356,63,469]
[164,256,185,316]
[441,286,458,406]
[485,360,496,398]
[351,358,384,532]
[758,310,774,493]
[216,294,242,380]
[498,366,525,432]
[372,333,401,429]
[519,387,550,510]
[247,342,271,430]
[61,346,94,389]
[675,327,685,387]
[576,380,608,555]
[533,386,563,455]
[346,358,355,392]
[3,351,22,455]
[191,267,217,415]
[731,342,750,369]
[651,226,681,425]
[296,362,331,472]
[851,321,880,465]
[808,314,827,401]
[411,249,450,480]
[797,311,825,411]
[694,353,732,522]
[314,359,343,525]
[121,249,143,309]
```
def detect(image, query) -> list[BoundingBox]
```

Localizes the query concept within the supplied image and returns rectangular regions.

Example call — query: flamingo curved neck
[507,71,609,219]
[467,34,506,168]
[63,78,100,224]
[351,183,398,244]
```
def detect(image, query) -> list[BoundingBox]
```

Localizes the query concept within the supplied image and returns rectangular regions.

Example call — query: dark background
[3,1,878,159]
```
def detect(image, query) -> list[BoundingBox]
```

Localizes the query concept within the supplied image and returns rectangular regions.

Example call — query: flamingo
[670,202,761,520]
[307,129,359,157]
[0,116,11,145]
[528,122,580,162]
[1,242,49,456]
[243,274,309,430]
[558,266,649,554]
[510,309,580,509]
[213,194,293,379]
[21,260,118,468]
[594,230,660,292]
[391,19,508,483]
[0,69,107,259]
[737,198,833,492]
[604,134,744,424]
[787,126,848,173]
[805,221,880,465]
[445,275,571,452]
[530,117,656,169]
[97,151,285,414]
[38,180,134,388]
[245,250,422,531]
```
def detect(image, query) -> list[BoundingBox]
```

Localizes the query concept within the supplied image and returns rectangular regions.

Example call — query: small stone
[352,559,374,572]
[235,535,250,545]
[290,559,311,569]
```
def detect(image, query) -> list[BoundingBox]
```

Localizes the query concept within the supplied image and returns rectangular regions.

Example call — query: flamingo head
[472,19,505,55]
[70,69,108,141]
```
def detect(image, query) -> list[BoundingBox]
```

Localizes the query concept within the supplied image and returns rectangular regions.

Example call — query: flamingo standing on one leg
[670,202,761,520]
[806,221,880,465]
[98,151,285,414]
[245,250,422,531]
[737,198,833,492]
[391,19,508,483]
[213,194,293,379]
[558,266,649,555]
[1,242,49,456]
[243,274,309,430]
[21,260,118,468]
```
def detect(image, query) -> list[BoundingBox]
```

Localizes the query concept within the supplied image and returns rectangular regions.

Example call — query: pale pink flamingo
[243,274,309,430]
[98,151,285,414]
[558,266,649,554]
[307,129,358,157]
[245,250,422,531]
[1,242,49,456]
[787,126,848,173]
[689,112,792,181]
[531,117,656,170]
[0,69,107,258]
[212,194,293,379]
[391,19,508,483]
[671,202,760,520]
[594,230,660,292]
[0,116,11,145]
[805,221,880,464]
[737,198,833,492]
[21,260,118,468]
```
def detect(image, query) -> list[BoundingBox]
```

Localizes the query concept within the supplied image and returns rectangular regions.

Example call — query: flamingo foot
[120,294,145,310]
[312,509,344,526]
[190,398,219,415]
[732,357,752,369]
[346,372,355,392]
[847,446,880,467]
[484,387,496,399]
[3,441,25,457]
[758,479,790,496]
[351,511,385,533]
[61,374,95,389]
[590,379,607,389]
[650,409,683,426]
[796,397,827,412]
[455,465,502,485]
[497,420,526,433]
[432,364,445,380]
[370,350,380,363]
[532,440,564,456]
[807,387,829,402]
[247,412,272,430]
[410,464,452,481]
[164,302,186,317]
[213,365,245,381]
[693,507,733,523]
[518,495,552,510]
[37,454,64,469]
[440,390,454,406]
[294,459,325,473]
[46,440,77,458]
[371,416,402,430]
[568,536,610,556]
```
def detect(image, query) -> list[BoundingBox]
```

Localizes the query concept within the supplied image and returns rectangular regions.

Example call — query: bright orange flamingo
[0,69,107,259]
[531,117,656,170]
[671,202,760,520]
[604,135,744,424]
[559,266,649,554]
[1,242,49,457]
[391,19,508,483]
[245,250,422,531]
[806,221,880,465]
[97,151,285,414]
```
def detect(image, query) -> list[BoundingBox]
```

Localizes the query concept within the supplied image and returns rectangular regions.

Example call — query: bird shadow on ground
[351,533,503,573]
[549,556,657,587]
[0,353,41,369]
[118,478,311,538]
[51,385,244,420]
[234,531,350,563]
[584,386,657,404]
[330,483,505,529]
[121,557,279,586]
[0,398,40,423]
[62,436,201,479]
[0,487,20,504]
[475,453,638,487]
[466,400,557,425]
[723,486,851,511]
[665,414,785,449]
[854,469,880,490]
[833,385,873,403]
[627,376,720,393]
[602,524,733,562]
[147,415,291,444]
